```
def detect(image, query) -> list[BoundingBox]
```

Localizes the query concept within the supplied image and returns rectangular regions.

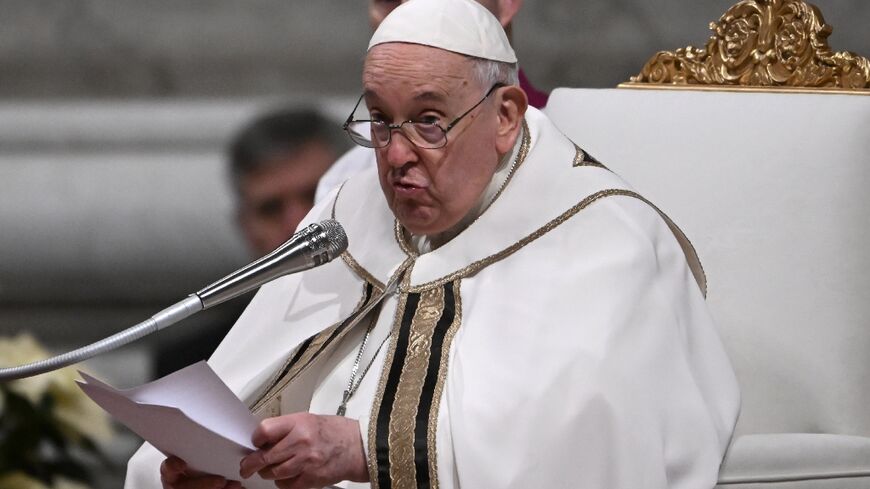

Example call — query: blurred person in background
[156,108,347,377]
[230,108,349,257]
[315,0,547,203]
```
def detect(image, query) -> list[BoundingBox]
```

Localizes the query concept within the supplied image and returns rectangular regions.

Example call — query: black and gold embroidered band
[369,280,462,489]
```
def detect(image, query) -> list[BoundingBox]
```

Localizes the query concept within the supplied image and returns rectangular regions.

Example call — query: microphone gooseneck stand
[0,220,348,382]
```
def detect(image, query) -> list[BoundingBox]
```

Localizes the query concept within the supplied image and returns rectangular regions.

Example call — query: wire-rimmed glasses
[342,83,504,150]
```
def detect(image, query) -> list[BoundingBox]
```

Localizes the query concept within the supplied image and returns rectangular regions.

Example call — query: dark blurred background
[2,0,868,98]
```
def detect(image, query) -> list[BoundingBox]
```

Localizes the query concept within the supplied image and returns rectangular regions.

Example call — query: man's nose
[384,129,419,167]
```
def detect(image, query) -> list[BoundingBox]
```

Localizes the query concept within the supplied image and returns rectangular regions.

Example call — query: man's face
[237,142,336,256]
[363,43,502,236]
[369,0,501,30]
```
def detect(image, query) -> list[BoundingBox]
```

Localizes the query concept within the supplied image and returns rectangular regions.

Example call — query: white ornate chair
[544,1,870,487]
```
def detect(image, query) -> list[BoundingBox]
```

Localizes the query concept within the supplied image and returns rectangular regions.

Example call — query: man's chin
[396,211,443,237]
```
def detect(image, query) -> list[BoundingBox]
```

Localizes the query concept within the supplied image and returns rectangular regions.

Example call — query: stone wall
[1,0,867,98]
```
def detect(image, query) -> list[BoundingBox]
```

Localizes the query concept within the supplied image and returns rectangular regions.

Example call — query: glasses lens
[346,121,376,148]
[408,122,447,149]
[369,122,393,148]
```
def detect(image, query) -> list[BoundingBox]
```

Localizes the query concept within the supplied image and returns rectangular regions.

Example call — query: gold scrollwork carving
[626,0,870,90]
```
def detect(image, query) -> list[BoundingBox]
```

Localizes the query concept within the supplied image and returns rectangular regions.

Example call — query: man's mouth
[392,177,427,193]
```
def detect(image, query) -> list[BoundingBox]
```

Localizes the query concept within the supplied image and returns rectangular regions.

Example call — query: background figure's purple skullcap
[368,0,517,63]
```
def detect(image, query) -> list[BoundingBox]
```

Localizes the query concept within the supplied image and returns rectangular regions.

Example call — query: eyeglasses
[342,83,504,150]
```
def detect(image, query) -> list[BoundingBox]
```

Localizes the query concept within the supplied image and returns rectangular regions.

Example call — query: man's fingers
[240,439,299,479]
[274,473,323,489]
[239,449,270,479]
[166,476,225,489]
[251,416,296,448]
[242,418,304,478]
[160,457,187,484]
[173,475,229,489]
[241,413,362,487]
[274,475,305,489]
[257,455,304,481]
[160,457,233,489]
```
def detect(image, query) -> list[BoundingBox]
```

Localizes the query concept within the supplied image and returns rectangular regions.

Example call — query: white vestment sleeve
[445,197,739,489]
[124,442,165,489]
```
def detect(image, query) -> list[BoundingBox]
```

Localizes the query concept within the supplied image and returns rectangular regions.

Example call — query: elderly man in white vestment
[125,1,740,488]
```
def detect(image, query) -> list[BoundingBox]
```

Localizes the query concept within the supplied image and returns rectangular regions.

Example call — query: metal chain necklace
[336,307,390,416]
[335,270,406,416]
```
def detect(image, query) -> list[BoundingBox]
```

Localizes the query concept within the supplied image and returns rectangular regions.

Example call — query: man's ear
[495,85,528,155]
[496,0,523,27]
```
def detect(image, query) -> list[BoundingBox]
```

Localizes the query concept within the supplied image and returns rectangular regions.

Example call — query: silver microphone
[0,219,348,381]
[197,219,348,309]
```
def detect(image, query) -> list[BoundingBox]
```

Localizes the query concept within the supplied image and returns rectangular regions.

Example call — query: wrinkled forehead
[363,43,475,94]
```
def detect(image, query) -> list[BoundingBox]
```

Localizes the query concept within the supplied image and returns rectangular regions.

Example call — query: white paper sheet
[77,361,278,489]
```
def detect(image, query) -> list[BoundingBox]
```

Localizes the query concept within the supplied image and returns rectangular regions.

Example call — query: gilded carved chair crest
[624,0,870,90]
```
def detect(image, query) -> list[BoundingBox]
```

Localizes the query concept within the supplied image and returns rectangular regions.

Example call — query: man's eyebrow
[361,88,447,105]
[412,91,447,102]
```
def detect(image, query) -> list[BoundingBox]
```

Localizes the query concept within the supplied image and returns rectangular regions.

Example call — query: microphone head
[315,219,348,259]
[195,219,349,309]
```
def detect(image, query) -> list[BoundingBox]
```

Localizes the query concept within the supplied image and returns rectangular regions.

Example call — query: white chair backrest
[545,88,870,438]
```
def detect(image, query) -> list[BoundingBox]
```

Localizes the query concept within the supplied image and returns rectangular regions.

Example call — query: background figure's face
[369,0,504,30]
[363,44,503,236]
[237,142,336,256]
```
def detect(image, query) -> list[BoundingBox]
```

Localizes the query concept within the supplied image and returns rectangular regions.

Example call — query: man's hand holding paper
[238,413,368,488]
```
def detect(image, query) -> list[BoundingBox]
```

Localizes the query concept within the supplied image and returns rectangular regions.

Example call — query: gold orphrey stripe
[250,282,376,414]
[368,280,462,489]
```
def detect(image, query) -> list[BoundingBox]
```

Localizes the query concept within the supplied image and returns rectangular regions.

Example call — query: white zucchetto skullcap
[368,0,517,64]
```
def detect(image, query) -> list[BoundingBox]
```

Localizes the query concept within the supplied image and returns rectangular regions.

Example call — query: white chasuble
[125,107,739,489]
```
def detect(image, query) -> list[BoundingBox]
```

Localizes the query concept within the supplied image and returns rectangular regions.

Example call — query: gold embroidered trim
[331,178,391,291]
[251,285,382,414]
[333,179,389,291]
[329,180,346,220]
[404,190,623,292]
[622,193,708,297]
[568,151,704,293]
[427,280,462,489]
[252,254,417,414]
[342,251,386,292]
[572,145,586,167]
[367,267,415,489]
[404,189,706,294]
[250,326,346,415]
[389,285,446,489]
[393,119,532,258]
[572,144,606,168]
[368,275,461,489]
[395,220,419,258]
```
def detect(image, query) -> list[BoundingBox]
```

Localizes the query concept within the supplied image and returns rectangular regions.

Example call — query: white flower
[0,472,93,489]
[0,334,113,442]
[0,334,54,404]
[54,477,93,489]
[0,471,50,489]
